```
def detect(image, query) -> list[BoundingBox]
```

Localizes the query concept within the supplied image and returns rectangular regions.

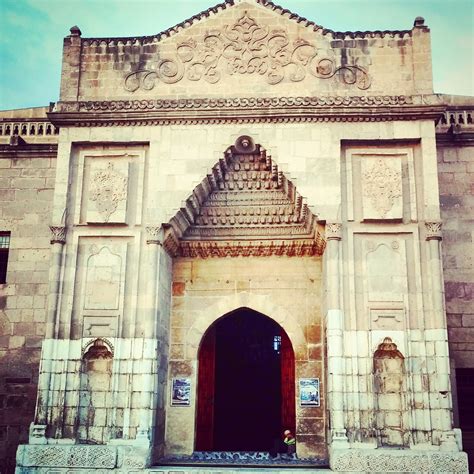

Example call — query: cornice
[48,95,445,127]
[79,0,413,48]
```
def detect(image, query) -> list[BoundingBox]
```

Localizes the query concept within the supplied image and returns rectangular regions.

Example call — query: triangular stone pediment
[164,136,324,258]
[122,0,371,95]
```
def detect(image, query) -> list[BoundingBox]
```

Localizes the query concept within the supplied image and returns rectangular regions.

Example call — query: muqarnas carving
[361,157,402,220]
[88,161,128,223]
[125,12,370,91]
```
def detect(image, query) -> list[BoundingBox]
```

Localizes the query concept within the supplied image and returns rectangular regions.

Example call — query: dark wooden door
[280,328,296,434]
[195,326,216,451]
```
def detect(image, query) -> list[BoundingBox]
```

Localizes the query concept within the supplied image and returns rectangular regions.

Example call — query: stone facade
[0,0,472,472]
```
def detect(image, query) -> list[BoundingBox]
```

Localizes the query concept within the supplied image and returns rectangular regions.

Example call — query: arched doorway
[195,307,295,452]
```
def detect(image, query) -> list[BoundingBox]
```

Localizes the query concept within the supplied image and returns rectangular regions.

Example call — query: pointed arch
[185,291,306,361]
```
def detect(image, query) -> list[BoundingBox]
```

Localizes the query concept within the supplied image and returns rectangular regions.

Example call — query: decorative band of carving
[425,221,442,240]
[78,95,415,112]
[176,239,324,258]
[326,223,342,241]
[145,226,163,245]
[49,226,66,244]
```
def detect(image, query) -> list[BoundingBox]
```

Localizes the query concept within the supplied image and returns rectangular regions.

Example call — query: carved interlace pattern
[89,162,127,222]
[124,12,370,90]
[79,95,414,112]
[363,159,402,218]
[49,226,66,244]
[331,450,467,473]
[425,221,442,240]
[18,445,116,468]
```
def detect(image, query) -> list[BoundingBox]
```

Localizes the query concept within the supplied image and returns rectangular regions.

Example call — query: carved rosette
[124,12,370,91]
[49,226,66,244]
[425,221,442,240]
[145,226,163,245]
[89,162,128,223]
[326,223,342,241]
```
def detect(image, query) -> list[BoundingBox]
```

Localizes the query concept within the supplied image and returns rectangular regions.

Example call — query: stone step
[148,469,331,473]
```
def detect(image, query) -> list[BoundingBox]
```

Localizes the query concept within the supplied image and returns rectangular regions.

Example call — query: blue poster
[299,378,320,407]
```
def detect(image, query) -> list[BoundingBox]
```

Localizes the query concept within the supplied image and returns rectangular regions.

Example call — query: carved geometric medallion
[164,138,324,257]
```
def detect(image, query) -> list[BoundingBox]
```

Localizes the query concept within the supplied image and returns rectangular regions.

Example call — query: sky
[0,0,473,110]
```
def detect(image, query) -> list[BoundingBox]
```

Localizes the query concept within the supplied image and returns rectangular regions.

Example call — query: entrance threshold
[157,451,329,469]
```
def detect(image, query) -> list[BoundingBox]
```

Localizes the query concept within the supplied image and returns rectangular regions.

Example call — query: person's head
[284,429,291,436]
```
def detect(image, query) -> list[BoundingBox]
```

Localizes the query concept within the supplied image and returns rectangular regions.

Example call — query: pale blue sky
[0,0,472,110]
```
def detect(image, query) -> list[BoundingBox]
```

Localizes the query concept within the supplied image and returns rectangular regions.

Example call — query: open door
[195,326,215,451]
[281,328,296,435]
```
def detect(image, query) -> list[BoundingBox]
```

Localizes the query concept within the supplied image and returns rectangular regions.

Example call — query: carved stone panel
[84,246,123,310]
[353,234,410,331]
[343,147,416,223]
[73,238,131,338]
[74,147,146,226]
[361,156,402,220]
[86,160,129,224]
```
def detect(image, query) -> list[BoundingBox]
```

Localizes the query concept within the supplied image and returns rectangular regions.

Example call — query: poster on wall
[171,378,191,406]
[299,378,320,407]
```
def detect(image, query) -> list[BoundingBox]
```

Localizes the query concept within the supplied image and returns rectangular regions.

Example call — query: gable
[69,0,428,103]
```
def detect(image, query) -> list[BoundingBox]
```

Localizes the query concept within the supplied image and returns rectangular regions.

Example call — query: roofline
[79,0,415,47]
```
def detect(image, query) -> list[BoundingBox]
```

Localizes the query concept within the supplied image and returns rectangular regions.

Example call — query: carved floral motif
[49,226,66,244]
[362,159,402,219]
[89,162,128,223]
[425,221,442,240]
[326,223,342,240]
[124,12,370,90]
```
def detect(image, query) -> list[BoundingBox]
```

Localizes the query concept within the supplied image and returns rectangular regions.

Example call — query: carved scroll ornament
[125,12,370,91]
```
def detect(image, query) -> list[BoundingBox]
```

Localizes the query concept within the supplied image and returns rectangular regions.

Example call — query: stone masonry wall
[437,143,474,369]
[0,151,56,473]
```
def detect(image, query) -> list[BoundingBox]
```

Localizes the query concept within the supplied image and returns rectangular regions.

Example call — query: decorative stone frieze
[16,444,117,469]
[330,448,468,473]
[48,94,445,127]
[124,12,370,91]
[78,95,417,112]
[425,221,442,240]
[49,225,66,244]
[179,239,322,258]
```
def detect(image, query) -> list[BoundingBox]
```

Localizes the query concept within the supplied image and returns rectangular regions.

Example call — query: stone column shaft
[325,223,348,445]
[35,226,66,428]
[425,222,458,451]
